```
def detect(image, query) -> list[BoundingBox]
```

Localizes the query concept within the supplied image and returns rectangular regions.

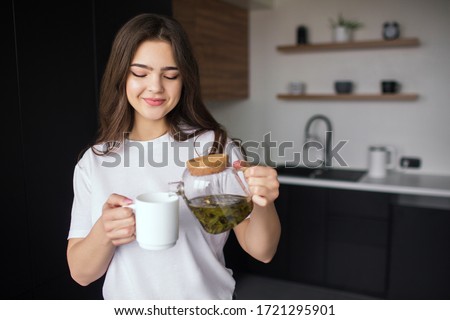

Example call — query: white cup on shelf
[288,81,306,95]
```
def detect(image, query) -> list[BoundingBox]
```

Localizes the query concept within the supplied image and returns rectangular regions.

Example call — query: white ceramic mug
[128,192,179,250]
[368,145,396,178]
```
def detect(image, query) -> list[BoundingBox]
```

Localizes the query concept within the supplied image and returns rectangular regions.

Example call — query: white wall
[209,0,450,175]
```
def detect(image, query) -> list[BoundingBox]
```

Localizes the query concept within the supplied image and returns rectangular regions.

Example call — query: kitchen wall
[209,0,450,175]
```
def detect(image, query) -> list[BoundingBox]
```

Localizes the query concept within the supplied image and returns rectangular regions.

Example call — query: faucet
[304,114,333,168]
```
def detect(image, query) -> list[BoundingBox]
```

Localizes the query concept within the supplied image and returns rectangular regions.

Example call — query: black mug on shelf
[334,81,353,94]
[381,80,400,94]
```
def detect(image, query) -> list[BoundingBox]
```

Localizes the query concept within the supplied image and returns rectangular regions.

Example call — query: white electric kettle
[368,145,396,178]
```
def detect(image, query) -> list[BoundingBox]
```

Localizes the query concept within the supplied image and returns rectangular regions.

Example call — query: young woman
[67,13,280,299]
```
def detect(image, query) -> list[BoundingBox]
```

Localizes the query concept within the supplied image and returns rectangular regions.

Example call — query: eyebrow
[130,63,179,71]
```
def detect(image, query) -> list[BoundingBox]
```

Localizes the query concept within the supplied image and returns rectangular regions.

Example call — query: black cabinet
[280,187,391,297]
[226,185,391,297]
[326,189,390,297]
[284,187,390,296]
[230,183,450,299]
[288,186,327,285]
[388,200,450,299]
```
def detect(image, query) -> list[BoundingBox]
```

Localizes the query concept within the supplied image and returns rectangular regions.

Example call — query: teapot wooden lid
[187,154,228,176]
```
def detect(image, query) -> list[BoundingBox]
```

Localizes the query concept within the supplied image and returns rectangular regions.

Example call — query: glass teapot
[169,153,253,234]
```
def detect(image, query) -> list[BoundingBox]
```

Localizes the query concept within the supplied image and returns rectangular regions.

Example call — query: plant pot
[333,26,352,42]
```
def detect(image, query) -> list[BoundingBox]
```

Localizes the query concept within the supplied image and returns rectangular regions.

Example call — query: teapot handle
[232,160,251,172]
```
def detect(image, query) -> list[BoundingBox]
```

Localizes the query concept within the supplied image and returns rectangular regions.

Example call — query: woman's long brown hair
[91,13,228,156]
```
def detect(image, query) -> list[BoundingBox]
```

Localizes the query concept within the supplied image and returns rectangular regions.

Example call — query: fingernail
[124,198,133,204]
[233,160,249,171]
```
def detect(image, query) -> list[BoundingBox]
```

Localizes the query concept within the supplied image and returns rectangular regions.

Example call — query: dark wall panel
[13,0,99,297]
[1,0,33,299]
[6,0,172,299]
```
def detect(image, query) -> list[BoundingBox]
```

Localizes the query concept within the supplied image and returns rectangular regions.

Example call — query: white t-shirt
[68,131,245,299]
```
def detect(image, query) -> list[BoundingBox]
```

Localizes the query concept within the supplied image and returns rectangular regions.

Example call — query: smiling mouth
[144,98,165,106]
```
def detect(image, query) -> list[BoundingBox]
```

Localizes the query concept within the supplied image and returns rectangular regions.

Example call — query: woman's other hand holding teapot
[233,160,279,207]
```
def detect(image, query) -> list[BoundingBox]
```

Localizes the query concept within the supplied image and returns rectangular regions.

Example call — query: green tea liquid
[187,194,253,234]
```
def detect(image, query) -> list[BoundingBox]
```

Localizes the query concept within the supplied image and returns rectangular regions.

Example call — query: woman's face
[126,40,182,132]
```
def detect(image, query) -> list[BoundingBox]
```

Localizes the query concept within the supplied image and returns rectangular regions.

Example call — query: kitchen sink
[275,165,367,182]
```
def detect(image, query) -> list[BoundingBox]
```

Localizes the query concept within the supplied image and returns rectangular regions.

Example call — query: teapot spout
[168,181,184,196]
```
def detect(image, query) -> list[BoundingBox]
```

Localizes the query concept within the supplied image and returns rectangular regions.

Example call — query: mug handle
[123,203,136,210]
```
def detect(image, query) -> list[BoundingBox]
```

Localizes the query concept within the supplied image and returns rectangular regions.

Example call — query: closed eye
[164,74,179,80]
[130,71,146,78]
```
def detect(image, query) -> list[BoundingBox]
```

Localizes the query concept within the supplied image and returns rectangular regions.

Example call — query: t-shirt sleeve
[67,153,93,239]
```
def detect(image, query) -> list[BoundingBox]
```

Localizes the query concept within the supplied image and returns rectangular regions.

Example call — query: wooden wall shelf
[277,93,419,101]
[277,38,420,53]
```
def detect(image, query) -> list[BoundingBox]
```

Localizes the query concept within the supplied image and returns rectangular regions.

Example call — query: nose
[147,74,164,93]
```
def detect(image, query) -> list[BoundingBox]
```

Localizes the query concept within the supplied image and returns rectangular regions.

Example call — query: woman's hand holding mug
[101,193,136,246]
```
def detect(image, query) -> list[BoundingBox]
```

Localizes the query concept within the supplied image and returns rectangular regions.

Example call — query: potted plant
[329,14,363,42]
